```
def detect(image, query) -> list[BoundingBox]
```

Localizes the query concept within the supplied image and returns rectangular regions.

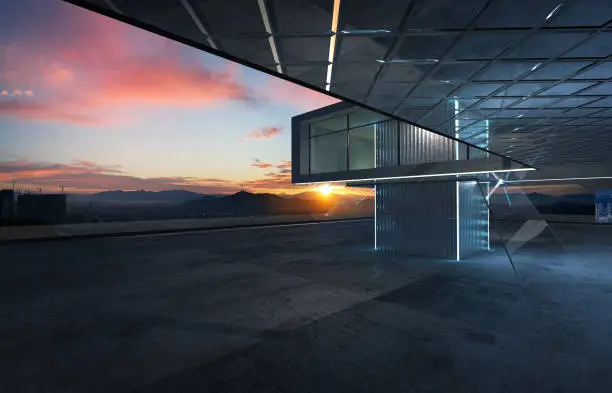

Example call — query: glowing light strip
[486,182,490,250]
[374,123,377,250]
[456,180,460,261]
[179,0,217,49]
[487,179,504,200]
[104,0,123,14]
[454,100,460,261]
[257,0,282,73]
[374,185,378,250]
[342,29,391,34]
[294,168,536,185]
[325,0,341,91]
[505,176,612,183]
[375,59,439,64]
[545,3,563,20]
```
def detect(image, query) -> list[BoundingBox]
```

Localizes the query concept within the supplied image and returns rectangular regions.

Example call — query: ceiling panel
[66,0,612,175]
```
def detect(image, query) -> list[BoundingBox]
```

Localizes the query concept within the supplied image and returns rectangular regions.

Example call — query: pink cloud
[0,99,102,126]
[0,8,253,126]
[266,78,340,112]
[242,126,283,141]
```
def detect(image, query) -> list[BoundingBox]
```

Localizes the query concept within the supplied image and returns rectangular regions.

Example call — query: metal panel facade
[399,122,455,166]
[376,182,457,258]
[459,181,490,258]
[375,120,398,168]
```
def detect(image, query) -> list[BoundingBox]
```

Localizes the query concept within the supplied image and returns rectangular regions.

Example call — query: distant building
[17,194,67,224]
[0,189,15,220]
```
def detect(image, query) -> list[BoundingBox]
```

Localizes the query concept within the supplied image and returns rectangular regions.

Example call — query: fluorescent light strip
[505,176,612,183]
[456,181,460,261]
[341,29,391,34]
[485,182,490,250]
[257,0,282,73]
[374,185,378,250]
[104,0,123,14]
[295,168,536,185]
[325,0,341,91]
[375,59,439,64]
[454,99,461,261]
[374,124,377,250]
[179,0,217,49]
[546,3,563,20]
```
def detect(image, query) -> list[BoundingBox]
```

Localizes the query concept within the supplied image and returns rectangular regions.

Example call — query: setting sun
[318,184,333,196]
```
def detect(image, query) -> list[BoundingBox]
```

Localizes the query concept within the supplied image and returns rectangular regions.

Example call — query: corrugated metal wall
[376,182,457,259]
[375,119,398,168]
[376,119,455,168]
[372,116,488,260]
[399,122,455,165]
[459,181,489,258]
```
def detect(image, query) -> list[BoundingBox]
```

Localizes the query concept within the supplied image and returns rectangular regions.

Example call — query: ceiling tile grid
[68,0,612,172]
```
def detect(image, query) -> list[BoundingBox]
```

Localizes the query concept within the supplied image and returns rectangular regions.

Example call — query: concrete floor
[1,220,612,392]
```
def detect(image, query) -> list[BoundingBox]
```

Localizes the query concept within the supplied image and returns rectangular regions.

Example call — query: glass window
[348,109,389,128]
[349,125,376,170]
[310,131,348,174]
[310,115,347,137]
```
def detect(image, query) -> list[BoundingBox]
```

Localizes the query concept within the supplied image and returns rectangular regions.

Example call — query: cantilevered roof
[64,0,612,175]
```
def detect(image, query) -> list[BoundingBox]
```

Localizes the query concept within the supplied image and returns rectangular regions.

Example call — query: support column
[375,180,488,260]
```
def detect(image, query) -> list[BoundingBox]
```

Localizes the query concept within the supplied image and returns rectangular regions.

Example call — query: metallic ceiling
[64,0,612,174]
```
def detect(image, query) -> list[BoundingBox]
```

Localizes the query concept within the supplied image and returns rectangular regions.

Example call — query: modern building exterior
[292,102,530,259]
[63,0,612,256]
[63,0,612,182]
[17,194,68,224]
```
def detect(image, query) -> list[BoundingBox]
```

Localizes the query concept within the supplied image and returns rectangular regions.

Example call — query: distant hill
[492,192,596,215]
[290,191,323,200]
[88,190,208,203]
[181,191,334,217]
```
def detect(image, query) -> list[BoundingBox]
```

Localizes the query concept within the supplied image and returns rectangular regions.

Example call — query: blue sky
[0,0,338,193]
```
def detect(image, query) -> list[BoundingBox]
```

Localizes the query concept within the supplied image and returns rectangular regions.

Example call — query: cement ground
[1,220,611,392]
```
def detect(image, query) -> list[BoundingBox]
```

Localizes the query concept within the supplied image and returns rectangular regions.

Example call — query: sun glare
[318,184,333,196]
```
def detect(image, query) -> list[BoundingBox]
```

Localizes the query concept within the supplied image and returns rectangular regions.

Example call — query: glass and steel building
[64,0,612,257]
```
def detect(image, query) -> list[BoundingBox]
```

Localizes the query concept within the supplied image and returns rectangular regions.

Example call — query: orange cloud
[245,159,295,189]
[242,126,283,141]
[0,160,238,195]
[245,171,292,189]
[277,160,292,170]
[250,159,274,169]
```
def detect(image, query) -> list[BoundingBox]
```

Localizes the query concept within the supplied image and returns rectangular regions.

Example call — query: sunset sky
[0,0,591,198]
[0,0,339,195]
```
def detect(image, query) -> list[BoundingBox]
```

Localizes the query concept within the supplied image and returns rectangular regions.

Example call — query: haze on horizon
[0,0,344,196]
[0,0,591,198]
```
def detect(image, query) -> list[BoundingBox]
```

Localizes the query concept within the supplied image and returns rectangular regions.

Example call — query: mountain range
[66,190,374,222]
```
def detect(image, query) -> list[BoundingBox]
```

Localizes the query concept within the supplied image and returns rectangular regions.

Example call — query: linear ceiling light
[375,59,439,64]
[505,176,612,183]
[530,63,542,72]
[257,0,282,73]
[104,0,123,14]
[179,0,217,49]
[545,3,563,20]
[325,0,341,91]
[341,29,391,34]
[295,168,536,185]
